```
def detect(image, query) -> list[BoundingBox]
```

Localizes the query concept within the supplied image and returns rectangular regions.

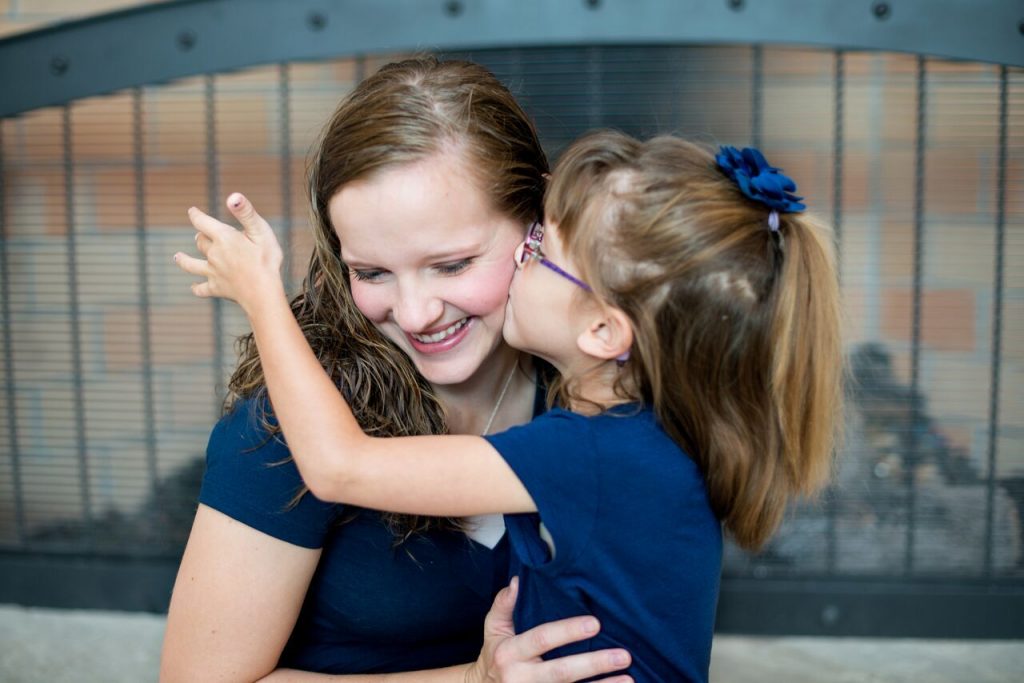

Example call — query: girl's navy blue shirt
[485,406,723,683]
[199,397,510,674]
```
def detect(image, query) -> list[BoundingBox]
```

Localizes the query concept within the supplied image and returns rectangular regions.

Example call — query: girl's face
[504,221,591,373]
[329,152,526,388]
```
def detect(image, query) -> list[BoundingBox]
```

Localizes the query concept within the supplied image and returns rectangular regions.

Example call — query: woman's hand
[467,578,633,683]
[173,192,285,315]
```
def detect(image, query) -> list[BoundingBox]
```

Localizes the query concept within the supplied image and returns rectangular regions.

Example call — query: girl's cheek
[349,282,389,323]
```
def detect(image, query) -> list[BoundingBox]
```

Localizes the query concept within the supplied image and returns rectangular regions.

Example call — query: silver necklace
[481,360,517,436]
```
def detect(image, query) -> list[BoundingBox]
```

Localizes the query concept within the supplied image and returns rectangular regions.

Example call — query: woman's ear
[576,305,633,363]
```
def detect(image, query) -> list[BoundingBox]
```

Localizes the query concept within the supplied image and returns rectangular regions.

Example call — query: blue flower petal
[716,145,806,213]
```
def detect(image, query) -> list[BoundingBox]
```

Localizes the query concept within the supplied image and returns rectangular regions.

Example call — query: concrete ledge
[2,605,1023,683]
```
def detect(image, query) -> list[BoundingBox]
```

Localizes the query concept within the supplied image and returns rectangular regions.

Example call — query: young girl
[175,131,844,682]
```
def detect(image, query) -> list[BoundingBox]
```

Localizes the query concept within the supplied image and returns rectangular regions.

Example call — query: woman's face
[329,152,526,388]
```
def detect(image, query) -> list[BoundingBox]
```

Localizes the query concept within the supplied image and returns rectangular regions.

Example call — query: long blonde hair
[546,131,844,550]
[228,56,548,537]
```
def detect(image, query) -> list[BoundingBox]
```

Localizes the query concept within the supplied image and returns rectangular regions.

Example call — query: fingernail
[172,253,178,263]
[228,193,243,208]
[612,651,629,666]
[583,617,599,634]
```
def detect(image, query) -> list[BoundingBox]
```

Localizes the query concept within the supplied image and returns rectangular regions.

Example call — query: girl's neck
[563,360,636,415]
[434,345,535,435]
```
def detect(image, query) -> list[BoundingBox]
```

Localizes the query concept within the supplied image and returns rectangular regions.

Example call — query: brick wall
[0,4,1021,573]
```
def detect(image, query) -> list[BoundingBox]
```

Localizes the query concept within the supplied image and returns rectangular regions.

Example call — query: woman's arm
[254,578,632,683]
[163,507,630,683]
[161,504,321,682]
[175,195,534,517]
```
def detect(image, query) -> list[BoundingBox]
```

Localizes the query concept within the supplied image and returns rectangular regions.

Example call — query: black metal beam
[717,577,1024,639]
[0,0,1021,118]
[2,555,1022,638]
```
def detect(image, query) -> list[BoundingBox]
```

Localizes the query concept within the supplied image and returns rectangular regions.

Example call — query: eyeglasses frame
[519,222,592,292]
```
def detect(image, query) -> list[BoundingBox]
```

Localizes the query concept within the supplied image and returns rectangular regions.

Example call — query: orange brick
[213,91,273,156]
[765,47,834,78]
[105,302,217,370]
[5,107,65,162]
[835,151,869,213]
[89,167,140,230]
[3,167,68,236]
[881,288,977,352]
[70,92,135,161]
[142,163,208,227]
[218,156,286,220]
[144,76,210,162]
[925,151,989,215]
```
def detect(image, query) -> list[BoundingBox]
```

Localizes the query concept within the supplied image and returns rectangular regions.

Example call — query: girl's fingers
[173,252,210,278]
[195,232,212,256]
[190,281,214,298]
[226,192,272,240]
[188,205,235,240]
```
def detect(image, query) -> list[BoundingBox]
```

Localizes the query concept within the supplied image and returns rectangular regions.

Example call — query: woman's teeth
[411,318,469,344]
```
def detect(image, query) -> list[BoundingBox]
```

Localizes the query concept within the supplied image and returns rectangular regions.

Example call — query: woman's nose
[392,283,445,333]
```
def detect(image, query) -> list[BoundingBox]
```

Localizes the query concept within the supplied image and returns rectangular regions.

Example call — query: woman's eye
[351,268,387,282]
[436,259,471,276]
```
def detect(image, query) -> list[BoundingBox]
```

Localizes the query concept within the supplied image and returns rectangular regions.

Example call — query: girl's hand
[467,577,633,683]
[173,192,285,315]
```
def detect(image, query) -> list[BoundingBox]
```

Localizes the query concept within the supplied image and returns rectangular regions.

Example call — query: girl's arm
[174,194,534,517]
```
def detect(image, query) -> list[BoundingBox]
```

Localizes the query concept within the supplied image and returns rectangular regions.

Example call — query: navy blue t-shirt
[484,406,723,683]
[199,398,510,673]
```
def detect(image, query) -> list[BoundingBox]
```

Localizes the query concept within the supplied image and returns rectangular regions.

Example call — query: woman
[161,57,631,682]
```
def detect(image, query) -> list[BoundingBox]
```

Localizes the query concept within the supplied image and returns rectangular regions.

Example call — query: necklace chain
[481,361,517,436]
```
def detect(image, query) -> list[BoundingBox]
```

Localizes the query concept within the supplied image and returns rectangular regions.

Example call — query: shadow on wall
[26,456,205,557]
[727,343,1022,575]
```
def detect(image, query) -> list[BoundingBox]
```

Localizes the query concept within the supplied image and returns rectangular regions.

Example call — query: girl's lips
[406,317,474,355]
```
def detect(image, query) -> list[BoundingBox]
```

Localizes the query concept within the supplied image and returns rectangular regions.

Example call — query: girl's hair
[546,130,844,550]
[228,56,548,538]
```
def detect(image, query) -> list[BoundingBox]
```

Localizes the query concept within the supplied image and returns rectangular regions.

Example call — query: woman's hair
[546,130,844,551]
[228,56,548,537]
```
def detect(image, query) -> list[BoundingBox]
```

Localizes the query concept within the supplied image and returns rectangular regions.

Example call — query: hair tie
[715,146,805,234]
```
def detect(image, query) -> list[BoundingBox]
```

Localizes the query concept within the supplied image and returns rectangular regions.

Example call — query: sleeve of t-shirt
[198,397,342,549]
[483,409,600,569]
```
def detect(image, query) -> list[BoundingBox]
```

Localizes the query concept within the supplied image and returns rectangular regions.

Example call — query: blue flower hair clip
[715,146,805,233]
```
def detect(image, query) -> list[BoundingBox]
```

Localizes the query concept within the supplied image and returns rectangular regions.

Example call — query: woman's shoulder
[201,394,342,548]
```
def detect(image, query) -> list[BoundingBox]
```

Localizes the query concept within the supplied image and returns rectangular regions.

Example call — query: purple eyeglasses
[518,223,591,292]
